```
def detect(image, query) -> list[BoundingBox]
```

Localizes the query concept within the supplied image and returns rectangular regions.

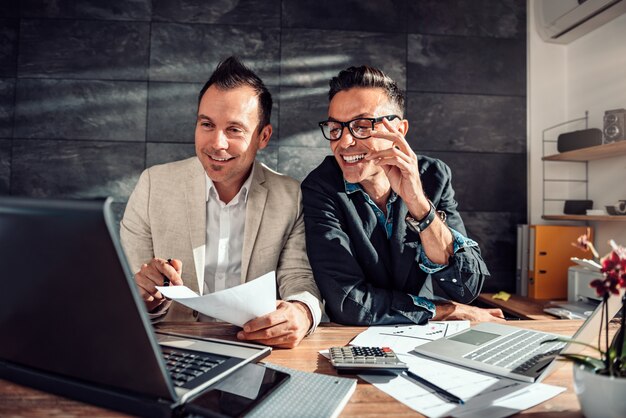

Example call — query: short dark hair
[198,56,272,131]
[328,65,405,116]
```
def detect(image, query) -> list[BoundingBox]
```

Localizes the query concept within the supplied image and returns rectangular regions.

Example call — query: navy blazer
[301,156,489,326]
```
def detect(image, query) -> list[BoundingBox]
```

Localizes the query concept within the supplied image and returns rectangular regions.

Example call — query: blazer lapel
[241,163,267,284]
[185,159,207,294]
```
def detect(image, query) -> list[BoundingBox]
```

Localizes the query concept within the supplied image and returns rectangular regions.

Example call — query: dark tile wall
[0,0,526,293]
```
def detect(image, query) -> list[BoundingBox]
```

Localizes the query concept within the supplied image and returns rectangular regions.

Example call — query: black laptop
[0,196,272,417]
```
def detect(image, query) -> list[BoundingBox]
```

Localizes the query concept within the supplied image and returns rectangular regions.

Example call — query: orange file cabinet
[528,225,591,299]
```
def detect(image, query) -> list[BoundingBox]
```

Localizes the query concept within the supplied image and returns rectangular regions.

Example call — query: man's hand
[237,300,313,348]
[134,258,183,312]
[365,117,430,216]
[434,301,506,323]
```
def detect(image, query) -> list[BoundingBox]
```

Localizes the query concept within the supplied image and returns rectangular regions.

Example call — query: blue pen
[403,370,465,405]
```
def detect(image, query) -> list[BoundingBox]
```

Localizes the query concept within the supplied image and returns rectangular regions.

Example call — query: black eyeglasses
[318,115,400,141]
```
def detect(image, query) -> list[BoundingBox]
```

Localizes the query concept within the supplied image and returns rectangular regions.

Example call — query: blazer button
[192,310,199,319]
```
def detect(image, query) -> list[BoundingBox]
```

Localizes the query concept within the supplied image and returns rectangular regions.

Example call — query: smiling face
[195,84,271,201]
[328,87,405,186]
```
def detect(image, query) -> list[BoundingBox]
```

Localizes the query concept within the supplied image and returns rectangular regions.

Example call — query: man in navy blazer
[302,65,504,326]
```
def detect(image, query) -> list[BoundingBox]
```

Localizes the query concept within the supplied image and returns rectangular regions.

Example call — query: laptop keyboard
[162,347,226,387]
[464,330,567,373]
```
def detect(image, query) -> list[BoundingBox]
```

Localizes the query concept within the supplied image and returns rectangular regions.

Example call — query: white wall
[528,1,626,255]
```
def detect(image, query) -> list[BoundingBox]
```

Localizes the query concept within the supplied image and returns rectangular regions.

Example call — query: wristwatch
[405,200,446,233]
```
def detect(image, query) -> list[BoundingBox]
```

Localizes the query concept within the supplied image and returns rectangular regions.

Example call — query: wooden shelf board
[543,215,626,222]
[542,140,626,161]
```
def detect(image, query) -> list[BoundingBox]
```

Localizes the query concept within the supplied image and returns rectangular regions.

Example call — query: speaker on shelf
[564,200,593,215]
[557,128,602,153]
[603,108,626,142]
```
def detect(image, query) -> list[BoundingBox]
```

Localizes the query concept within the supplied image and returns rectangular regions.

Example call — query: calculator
[328,346,408,374]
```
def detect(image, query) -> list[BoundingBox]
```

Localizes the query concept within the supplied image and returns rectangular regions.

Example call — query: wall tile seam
[11,78,284,92]
[281,24,405,35]
[150,20,281,30]
[406,90,527,99]
[3,20,528,38]
[282,26,406,36]
[278,26,526,40]
[407,31,526,40]
[399,150,528,156]
[14,17,152,24]
[151,19,280,28]
[11,76,287,87]
[12,76,151,84]
[9,138,150,144]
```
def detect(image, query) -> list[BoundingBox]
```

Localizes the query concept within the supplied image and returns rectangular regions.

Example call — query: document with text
[343,322,564,417]
[361,353,564,418]
[157,271,276,327]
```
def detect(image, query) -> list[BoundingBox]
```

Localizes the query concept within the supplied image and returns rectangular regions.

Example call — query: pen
[403,370,464,405]
[162,258,172,287]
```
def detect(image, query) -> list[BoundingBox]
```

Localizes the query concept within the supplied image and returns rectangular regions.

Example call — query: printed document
[344,322,564,417]
[361,353,564,418]
[350,321,470,353]
[157,271,276,327]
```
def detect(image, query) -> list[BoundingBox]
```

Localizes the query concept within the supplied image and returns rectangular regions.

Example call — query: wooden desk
[477,293,565,320]
[0,320,617,417]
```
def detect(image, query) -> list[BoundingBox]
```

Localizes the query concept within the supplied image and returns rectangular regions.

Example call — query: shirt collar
[205,162,255,205]
[343,179,399,204]
[344,179,361,195]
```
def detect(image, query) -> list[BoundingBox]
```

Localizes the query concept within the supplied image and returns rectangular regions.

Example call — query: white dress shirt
[203,170,252,294]
[200,165,317,331]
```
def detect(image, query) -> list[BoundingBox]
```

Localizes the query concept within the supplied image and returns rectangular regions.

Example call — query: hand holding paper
[157,271,276,327]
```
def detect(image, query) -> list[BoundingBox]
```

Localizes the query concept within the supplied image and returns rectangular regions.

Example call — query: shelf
[543,215,626,222]
[542,140,626,161]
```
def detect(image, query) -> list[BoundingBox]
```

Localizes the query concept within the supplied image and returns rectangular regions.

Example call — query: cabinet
[542,137,626,222]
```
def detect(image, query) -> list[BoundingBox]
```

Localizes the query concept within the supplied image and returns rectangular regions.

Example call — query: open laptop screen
[0,197,174,400]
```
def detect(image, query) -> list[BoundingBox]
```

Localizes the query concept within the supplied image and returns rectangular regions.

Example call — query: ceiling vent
[535,0,626,44]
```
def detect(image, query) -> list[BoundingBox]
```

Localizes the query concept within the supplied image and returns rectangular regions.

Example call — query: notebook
[245,363,356,418]
[414,292,623,383]
[0,196,271,417]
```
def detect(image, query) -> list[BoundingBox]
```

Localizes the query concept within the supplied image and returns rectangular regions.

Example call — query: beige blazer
[120,157,322,325]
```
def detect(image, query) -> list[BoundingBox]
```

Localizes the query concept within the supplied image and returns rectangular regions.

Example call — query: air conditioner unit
[535,0,626,44]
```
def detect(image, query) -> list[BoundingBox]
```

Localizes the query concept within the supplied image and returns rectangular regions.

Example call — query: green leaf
[543,337,603,354]
[609,326,625,355]
[558,354,605,371]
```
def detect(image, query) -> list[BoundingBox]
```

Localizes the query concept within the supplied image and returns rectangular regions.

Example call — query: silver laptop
[0,196,271,417]
[414,293,622,382]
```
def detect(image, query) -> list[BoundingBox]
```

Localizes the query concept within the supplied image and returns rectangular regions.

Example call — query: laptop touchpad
[449,330,500,346]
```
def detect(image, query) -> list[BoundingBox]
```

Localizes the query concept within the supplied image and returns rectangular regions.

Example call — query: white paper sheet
[156,271,276,327]
[360,353,565,418]
[350,321,470,353]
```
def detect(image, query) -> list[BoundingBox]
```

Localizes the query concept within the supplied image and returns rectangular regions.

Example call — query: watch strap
[406,200,436,233]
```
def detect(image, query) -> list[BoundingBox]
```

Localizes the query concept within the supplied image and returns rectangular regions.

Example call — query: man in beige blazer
[120,57,322,348]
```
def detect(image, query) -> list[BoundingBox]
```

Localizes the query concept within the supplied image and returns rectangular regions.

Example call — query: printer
[543,265,602,319]
[568,265,603,302]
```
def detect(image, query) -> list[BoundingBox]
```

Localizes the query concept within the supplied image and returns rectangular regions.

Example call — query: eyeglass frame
[318,115,400,141]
